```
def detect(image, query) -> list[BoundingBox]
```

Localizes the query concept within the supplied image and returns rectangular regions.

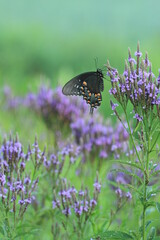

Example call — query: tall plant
[105,42,160,239]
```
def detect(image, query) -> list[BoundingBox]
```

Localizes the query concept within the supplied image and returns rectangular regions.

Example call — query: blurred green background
[0,0,160,126]
[0,2,160,238]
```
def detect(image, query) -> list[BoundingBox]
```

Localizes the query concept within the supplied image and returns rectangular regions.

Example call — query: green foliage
[91,230,134,240]
[0,2,160,238]
[156,203,160,213]
[147,227,156,240]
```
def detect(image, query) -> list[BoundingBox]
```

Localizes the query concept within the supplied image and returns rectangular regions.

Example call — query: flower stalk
[106,42,160,239]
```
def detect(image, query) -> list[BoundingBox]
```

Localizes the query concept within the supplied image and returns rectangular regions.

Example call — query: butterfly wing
[85,72,104,94]
[62,70,104,114]
[62,71,104,96]
[62,77,81,96]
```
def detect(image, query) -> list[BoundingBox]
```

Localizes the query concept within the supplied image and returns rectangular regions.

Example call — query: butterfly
[62,69,104,114]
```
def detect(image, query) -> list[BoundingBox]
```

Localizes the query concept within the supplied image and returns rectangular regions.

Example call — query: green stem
[124,109,149,239]
[124,110,143,169]
[142,178,147,240]
[107,200,127,230]
[142,117,150,240]
[5,216,12,239]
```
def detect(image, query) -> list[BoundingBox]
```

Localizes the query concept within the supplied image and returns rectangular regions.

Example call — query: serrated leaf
[156,202,160,213]
[92,231,133,239]
[150,170,160,178]
[110,168,143,184]
[125,183,142,195]
[109,160,143,170]
[147,227,156,240]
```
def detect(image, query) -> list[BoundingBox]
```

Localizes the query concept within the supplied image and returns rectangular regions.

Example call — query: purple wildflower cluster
[3,85,129,163]
[107,149,160,200]
[107,43,160,120]
[52,173,101,220]
[24,86,89,126]
[3,85,23,110]
[44,143,81,187]
[71,117,128,161]
[0,134,45,219]
[26,87,129,161]
[108,167,134,200]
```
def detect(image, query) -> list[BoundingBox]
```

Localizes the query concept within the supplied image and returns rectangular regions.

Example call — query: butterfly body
[62,69,104,114]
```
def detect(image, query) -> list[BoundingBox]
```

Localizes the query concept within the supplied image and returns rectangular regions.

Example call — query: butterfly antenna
[94,57,98,69]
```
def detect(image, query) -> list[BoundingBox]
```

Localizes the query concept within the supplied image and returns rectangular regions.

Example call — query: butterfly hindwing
[62,78,81,96]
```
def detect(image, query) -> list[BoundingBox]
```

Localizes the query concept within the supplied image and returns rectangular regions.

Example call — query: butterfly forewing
[62,72,96,96]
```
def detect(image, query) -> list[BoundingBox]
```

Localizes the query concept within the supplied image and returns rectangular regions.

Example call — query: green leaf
[109,160,143,171]
[139,221,152,237]
[147,227,156,240]
[146,220,152,229]
[156,202,160,213]
[100,219,109,232]
[125,183,142,195]
[91,231,134,239]
[146,187,160,200]
[133,121,142,134]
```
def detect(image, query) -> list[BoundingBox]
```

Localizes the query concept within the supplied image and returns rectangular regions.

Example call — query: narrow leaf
[92,230,133,239]
[146,220,152,229]
[109,160,143,171]
[156,202,160,213]
[147,227,156,240]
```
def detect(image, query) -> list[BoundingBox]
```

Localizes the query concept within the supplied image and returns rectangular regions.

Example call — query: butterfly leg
[90,107,94,115]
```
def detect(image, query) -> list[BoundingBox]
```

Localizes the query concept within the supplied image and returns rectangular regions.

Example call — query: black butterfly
[62,69,104,114]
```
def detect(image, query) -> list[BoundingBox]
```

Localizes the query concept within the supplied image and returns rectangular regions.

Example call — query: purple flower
[52,199,60,209]
[83,202,89,212]
[126,192,132,200]
[0,174,6,186]
[78,190,85,196]
[111,144,118,151]
[90,199,97,207]
[74,204,83,216]
[11,196,16,202]
[53,178,101,220]
[62,207,71,217]
[69,186,77,194]
[19,199,25,205]
[107,45,160,120]
[128,57,136,64]
[110,101,119,111]
[115,188,123,198]
[25,198,32,204]
[24,177,31,185]
[93,182,101,193]
[133,113,143,122]
[99,150,108,159]
[135,51,142,57]
[20,161,25,170]
[109,88,117,95]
